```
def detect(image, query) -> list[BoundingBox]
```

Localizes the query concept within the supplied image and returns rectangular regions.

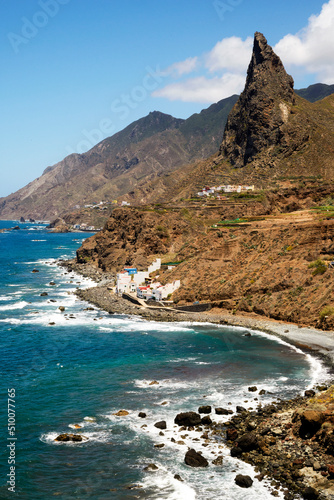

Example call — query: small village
[115,258,180,302]
[196,184,255,198]
[73,199,131,211]
[68,186,258,232]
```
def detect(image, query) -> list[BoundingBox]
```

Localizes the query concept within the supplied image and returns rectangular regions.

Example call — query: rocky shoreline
[216,387,334,499]
[59,258,334,499]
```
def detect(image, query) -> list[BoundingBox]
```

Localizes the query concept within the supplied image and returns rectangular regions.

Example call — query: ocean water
[0,221,329,500]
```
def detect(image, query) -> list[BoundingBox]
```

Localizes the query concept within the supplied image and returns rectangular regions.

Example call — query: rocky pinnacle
[220,32,295,168]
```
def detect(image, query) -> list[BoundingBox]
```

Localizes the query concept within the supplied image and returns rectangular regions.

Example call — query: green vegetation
[308,259,327,276]
[295,83,334,103]
[319,305,334,320]
[162,261,183,266]
[180,208,192,220]
[156,225,170,240]
[241,242,257,250]
[289,286,304,297]
[231,190,265,202]
[216,218,244,225]
[310,196,334,218]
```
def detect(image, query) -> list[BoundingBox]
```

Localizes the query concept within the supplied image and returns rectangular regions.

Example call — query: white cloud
[153,0,334,104]
[164,57,198,77]
[274,0,334,83]
[154,35,251,103]
[205,36,253,73]
[153,73,245,103]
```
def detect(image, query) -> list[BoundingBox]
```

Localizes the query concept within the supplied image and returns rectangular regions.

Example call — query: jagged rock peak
[246,32,294,93]
[220,32,295,168]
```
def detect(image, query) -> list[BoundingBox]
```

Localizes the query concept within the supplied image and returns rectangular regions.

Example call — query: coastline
[65,255,334,366]
[62,258,334,499]
[76,282,334,365]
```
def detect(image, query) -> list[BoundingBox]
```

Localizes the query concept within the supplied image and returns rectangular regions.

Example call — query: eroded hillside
[76,186,334,329]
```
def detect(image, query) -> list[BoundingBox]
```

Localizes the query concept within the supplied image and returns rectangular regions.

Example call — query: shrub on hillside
[308,259,327,276]
[319,306,334,320]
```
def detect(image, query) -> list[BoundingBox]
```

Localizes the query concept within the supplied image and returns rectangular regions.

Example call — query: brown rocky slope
[76,191,334,329]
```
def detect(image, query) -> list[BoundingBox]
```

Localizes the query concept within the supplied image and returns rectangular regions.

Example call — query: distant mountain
[0,96,238,220]
[295,83,334,103]
[0,41,333,223]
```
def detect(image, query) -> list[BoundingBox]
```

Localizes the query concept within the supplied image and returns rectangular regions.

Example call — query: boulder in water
[235,474,253,488]
[212,455,223,466]
[198,405,211,414]
[113,410,129,416]
[54,433,87,442]
[154,421,167,430]
[201,416,212,425]
[184,449,208,467]
[143,463,158,472]
[174,412,201,427]
[236,406,247,413]
[215,407,233,415]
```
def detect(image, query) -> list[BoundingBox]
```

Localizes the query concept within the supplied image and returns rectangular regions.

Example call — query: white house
[151,280,181,301]
[116,258,172,297]
[132,271,150,285]
[116,271,136,294]
[137,285,154,300]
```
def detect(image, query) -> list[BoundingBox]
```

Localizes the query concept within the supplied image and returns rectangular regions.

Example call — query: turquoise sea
[0,221,329,499]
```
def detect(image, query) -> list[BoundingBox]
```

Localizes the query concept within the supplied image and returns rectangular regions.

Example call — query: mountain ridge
[0,96,239,220]
[0,48,333,221]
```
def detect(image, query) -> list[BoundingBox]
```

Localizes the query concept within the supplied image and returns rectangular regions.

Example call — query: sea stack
[220,32,295,168]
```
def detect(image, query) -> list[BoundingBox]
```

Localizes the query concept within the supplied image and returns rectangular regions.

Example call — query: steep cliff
[220,32,301,168]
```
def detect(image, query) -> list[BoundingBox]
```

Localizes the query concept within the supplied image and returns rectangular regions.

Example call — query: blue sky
[0,0,333,197]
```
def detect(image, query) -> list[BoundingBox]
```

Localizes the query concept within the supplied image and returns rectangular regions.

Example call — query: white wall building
[116,272,137,294]
[148,258,161,274]
[151,280,181,301]
[116,258,177,299]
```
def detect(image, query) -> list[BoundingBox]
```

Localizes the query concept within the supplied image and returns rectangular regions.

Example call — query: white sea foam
[139,467,196,500]
[22,258,55,265]
[167,357,198,363]
[305,352,328,389]
[133,378,204,392]
[0,301,28,311]
[247,328,330,390]
[107,404,284,500]
[40,430,112,445]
